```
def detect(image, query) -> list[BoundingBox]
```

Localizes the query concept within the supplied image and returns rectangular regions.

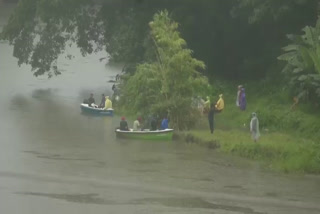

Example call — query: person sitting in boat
[120,116,129,131]
[150,116,158,131]
[160,116,169,130]
[215,94,224,113]
[88,93,96,107]
[99,94,106,108]
[104,96,112,109]
[133,117,142,131]
[112,84,116,92]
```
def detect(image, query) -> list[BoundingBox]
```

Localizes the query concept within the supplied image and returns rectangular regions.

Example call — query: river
[0,2,320,214]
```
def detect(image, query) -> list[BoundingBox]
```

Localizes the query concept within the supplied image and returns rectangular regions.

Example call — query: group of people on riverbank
[84,82,258,141]
[83,93,113,109]
[206,85,260,142]
[203,94,225,134]
[202,94,225,114]
[119,115,169,131]
[236,85,259,142]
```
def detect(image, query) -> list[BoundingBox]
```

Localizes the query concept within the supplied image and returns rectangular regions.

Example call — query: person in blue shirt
[160,116,169,130]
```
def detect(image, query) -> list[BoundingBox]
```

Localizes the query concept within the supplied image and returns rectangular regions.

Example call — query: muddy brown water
[1,3,320,214]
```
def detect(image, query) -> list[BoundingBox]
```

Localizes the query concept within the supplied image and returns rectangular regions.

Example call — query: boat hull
[115,129,173,140]
[80,104,114,116]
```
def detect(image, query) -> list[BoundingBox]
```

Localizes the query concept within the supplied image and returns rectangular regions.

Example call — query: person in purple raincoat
[239,88,246,111]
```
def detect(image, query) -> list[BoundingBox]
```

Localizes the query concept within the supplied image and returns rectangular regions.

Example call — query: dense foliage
[1,0,320,107]
[1,0,318,79]
[231,0,318,24]
[278,17,320,102]
[119,11,208,130]
[2,0,320,172]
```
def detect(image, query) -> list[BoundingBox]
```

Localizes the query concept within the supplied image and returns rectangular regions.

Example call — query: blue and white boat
[80,104,114,116]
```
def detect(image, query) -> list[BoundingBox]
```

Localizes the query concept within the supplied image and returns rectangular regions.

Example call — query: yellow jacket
[105,98,112,109]
[215,95,224,111]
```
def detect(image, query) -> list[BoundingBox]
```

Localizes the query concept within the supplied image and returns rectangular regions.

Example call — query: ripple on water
[133,197,266,214]
[15,192,266,213]
[16,192,111,205]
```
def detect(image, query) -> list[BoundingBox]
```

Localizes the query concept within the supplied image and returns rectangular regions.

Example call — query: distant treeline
[4,0,319,83]
[97,0,318,81]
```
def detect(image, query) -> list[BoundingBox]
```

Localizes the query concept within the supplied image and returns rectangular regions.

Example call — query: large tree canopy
[1,0,95,77]
[0,0,319,80]
[1,0,151,77]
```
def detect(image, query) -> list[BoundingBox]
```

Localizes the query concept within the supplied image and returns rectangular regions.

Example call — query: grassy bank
[182,81,320,173]
[208,80,320,139]
[116,79,320,173]
[181,128,320,173]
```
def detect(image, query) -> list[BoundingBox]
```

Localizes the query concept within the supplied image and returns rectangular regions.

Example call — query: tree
[2,0,318,81]
[0,0,153,77]
[119,11,208,130]
[232,0,319,24]
[278,17,320,102]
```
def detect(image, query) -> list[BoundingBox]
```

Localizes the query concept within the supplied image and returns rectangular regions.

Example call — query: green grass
[187,128,320,173]
[206,80,320,140]
[186,80,320,173]
[118,77,320,173]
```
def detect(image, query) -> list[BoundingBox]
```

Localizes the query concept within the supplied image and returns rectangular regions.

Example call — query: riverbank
[175,81,320,174]
[116,79,320,174]
[176,127,320,174]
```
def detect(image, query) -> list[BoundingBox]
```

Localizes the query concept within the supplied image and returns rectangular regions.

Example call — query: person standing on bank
[250,112,260,142]
[203,96,210,114]
[208,104,215,134]
[239,88,246,111]
[236,85,242,107]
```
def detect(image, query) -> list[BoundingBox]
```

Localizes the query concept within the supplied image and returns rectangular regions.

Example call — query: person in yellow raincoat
[215,94,224,113]
[104,96,112,109]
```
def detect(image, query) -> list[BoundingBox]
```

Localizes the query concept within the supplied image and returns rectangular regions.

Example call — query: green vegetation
[208,80,320,140]
[187,129,320,173]
[278,17,320,102]
[118,11,207,130]
[231,0,318,24]
[181,82,320,173]
[1,0,318,80]
[1,0,320,173]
